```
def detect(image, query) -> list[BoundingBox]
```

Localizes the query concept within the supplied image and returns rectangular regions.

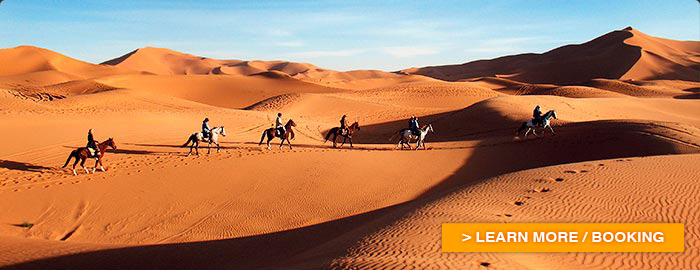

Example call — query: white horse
[182,126,227,156]
[516,110,557,137]
[395,124,434,150]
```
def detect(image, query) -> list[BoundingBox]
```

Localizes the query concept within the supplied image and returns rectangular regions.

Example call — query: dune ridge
[402,27,700,84]
[0,26,699,270]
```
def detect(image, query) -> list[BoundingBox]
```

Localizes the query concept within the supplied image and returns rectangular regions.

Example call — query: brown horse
[259,119,296,150]
[62,138,117,175]
[324,121,360,148]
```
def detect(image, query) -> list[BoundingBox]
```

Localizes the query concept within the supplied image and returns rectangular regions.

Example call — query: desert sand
[0,27,699,269]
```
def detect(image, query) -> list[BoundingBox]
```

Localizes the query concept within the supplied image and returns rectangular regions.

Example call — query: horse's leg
[99,158,106,172]
[332,134,337,148]
[92,157,100,173]
[548,124,555,135]
[72,155,80,175]
[349,137,354,148]
[80,158,89,174]
[207,141,212,155]
[340,136,347,147]
[216,142,221,153]
[267,134,272,150]
[524,128,531,137]
[287,137,293,150]
[195,141,200,156]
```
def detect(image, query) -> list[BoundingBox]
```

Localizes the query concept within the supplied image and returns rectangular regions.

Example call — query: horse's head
[549,110,557,120]
[351,121,360,131]
[106,138,117,150]
[219,126,227,137]
[287,119,297,127]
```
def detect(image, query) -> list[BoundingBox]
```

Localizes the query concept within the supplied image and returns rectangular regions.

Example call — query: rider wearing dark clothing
[340,115,348,135]
[87,129,99,158]
[409,116,420,136]
[532,105,543,125]
[202,118,211,140]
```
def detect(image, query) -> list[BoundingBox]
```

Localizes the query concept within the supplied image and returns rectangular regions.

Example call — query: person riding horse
[409,116,420,136]
[202,118,212,141]
[533,105,543,126]
[275,112,285,136]
[86,129,99,158]
[340,115,348,136]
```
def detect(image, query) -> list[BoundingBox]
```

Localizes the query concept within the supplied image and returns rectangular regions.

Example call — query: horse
[393,124,434,150]
[324,121,361,148]
[259,119,296,150]
[182,126,227,156]
[62,138,117,175]
[516,110,557,137]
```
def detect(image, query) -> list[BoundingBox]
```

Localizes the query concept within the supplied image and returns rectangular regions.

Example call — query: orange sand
[1,28,699,269]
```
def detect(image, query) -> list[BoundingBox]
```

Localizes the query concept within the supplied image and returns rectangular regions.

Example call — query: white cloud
[383,46,439,58]
[287,49,366,58]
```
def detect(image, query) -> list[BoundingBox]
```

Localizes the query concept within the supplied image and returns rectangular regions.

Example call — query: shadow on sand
[5,117,699,269]
[0,160,55,173]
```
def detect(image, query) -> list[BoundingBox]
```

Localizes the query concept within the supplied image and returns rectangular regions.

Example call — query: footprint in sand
[580,170,588,173]
[530,187,551,193]
[480,262,491,267]
[555,178,564,182]
[534,177,555,183]
[564,170,578,174]
[514,201,524,206]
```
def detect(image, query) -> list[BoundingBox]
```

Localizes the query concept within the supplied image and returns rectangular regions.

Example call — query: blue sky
[1,0,698,71]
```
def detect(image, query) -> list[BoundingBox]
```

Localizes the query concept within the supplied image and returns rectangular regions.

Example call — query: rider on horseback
[340,114,348,136]
[275,112,285,136]
[202,118,212,141]
[409,116,420,136]
[87,129,99,158]
[532,105,543,126]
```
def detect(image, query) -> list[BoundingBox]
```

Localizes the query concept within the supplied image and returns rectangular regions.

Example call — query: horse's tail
[516,122,528,134]
[182,134,195,147]
[258,130,267,145]
[62,150,76,168]
[324,128,336,143]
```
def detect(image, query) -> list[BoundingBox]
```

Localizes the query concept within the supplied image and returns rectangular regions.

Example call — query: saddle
[87,148,99,158]
[532,117,543,126]
[275,127,285,137]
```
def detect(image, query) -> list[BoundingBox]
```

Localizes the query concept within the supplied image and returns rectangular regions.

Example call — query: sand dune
[1,27,699,270]
[403,27,700,84]
[102,47,427,90]
[332,153,700,269]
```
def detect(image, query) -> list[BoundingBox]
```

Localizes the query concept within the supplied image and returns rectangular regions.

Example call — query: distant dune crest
[401,27,700,84]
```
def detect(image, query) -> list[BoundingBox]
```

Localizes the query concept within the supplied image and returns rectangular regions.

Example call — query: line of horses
[62,110,556,175]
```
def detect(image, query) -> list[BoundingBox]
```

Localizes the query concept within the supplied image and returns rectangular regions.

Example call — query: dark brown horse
[62,138,117,175]
[259,119,296,150]
[324,121,360,148]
